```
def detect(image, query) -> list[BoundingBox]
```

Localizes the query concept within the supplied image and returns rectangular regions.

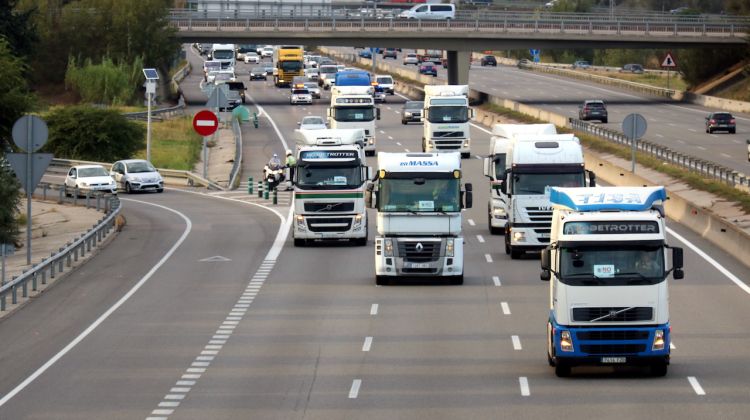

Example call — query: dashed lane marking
[512,335,522,350]
[370,303,379,315]
[468,219,476,226]
[362,337,373,352]
[501,302,511,315]
[349,379,362,399]
[688,377,706,395]
[477,235,485,243]
[484,253,493,263]
[519,377,530,396]
[492,276,501,286]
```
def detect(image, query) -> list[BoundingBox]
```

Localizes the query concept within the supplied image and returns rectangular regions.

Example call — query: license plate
[406,262,430,269]
[601,357,626,364]
[538,233,550,238]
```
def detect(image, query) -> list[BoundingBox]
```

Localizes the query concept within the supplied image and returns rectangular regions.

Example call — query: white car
[303,82,321,99]
[290,88,313,105]
[403,53,419,65]
[244,52,260,64]
[298,116,327,130]
[261,47,274,58]
[304,68,319,80]
[375,75,394,94]
[110,159,164,193]
[65,165,117,195]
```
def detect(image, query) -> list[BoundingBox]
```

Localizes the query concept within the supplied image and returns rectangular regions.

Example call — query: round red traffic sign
[193,110,219,137]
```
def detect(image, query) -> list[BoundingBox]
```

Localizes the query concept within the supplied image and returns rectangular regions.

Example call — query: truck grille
[525,207,553,222]
[580,344,646,355]
[398,240,441,262]
[433,131,464,138]
[576,331,650,341]
[304,202,355,212]
[573,307,654,322]
[433,139,463,150]
[307,217,352,232]
[402,267,439,275]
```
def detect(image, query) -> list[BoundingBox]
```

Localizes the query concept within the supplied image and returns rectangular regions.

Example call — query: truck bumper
[364,136,376,155]
[550,315,670,367]
[426,140,470,156]
[293,214,367,240]
[374,236,463,277]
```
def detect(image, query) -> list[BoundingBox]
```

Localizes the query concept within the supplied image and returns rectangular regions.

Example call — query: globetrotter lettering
[301,151,358,159]
[399,160,439,167]
[564,221,659,235]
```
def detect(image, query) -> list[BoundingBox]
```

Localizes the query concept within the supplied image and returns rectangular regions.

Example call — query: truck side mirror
[671,247,684,280]
[500,171,509,195]
[365,183,376,208]
[367,167,373,180]
[463,183,473,209]
[469,108,475,119]
[376,108,381,120]
[588,170,596,187]
[483,157,492,179]
[540,248,551,281]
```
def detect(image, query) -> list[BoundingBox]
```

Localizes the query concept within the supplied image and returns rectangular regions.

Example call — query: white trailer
[541,186,684,377]
[422,85,473,158]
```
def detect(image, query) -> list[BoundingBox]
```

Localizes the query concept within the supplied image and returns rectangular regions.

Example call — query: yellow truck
[274,45,304,87]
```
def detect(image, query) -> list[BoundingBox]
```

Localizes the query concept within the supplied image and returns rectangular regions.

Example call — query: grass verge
[135,116,202,170]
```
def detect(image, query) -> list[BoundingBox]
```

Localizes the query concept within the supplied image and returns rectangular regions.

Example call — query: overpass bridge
[169,9,749,84]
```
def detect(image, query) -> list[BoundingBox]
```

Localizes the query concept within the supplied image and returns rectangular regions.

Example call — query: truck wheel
[555,362,571,378]
[650,362,668,377]
[294,238,306,247]
[461,152,470,159]
[504,234,511,255]
[510,247,523,260]
[449,275,464,285]
[376,276,389,286]
[354,236,367,246]
[488,212,504,235]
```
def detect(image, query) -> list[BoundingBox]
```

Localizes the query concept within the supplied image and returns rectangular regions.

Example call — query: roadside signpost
[1,243,14,286]
[193,110,219,178]
[142,68,159,163]
[622,113,648,174]
[661,52,677,91]
[8,115,52,265]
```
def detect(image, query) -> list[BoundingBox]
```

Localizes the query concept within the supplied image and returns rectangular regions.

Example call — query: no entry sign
[193,110,219,137]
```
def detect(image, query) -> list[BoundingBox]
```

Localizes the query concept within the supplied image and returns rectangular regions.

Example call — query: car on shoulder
[110,160,163,194]
[249,66,267,80]
[578,99,608,123]
[403,53,419,66]
[401,101,424,125]
[705,112,736,134]
[303,81,321,99]
[619,63,644,74]
[244,52,260,64]
[383,48,397,59]
[358,49,372,59]
[290,88,313,105]
[517,58,530,68]
[480,55,497,66]
[65,165,117,196]
[298,116,327,130]
[418,63,438,76]
[572,60,591,69]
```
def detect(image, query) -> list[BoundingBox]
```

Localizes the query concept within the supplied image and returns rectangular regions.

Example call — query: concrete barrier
[682,92,750,114]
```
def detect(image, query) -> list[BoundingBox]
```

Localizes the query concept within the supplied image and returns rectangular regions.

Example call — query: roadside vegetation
[135,117,202,170]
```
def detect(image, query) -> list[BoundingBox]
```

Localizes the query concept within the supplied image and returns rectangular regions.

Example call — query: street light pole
[146,90,152,162]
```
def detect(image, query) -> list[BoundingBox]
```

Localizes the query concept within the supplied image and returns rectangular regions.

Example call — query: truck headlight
[368,138,374,145]
[492,206,506,218]
[296,215,305,230]
[652,329,665,351]
[353,213,364,228]
[384,238,393,257]
[464,141,470,147]
[446,238,454,257]
[512,230,526,242]
[560,330,574,352]
[405,112,412,117]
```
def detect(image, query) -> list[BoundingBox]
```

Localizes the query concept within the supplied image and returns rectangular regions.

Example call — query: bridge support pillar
[446,50,471,86]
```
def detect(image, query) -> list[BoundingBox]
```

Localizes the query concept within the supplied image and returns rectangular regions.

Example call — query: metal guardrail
[228,118,243,190]
[569,118,749,191]
[0,192,121,312]
[123,61,191,121]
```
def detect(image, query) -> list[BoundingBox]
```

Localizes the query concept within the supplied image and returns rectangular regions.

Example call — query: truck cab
[328,85,380,156]
[422,85,473,158]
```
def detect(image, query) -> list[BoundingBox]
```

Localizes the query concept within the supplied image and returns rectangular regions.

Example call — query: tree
[0,37,35,153]
[0,0,38,58]
[44,106,145,162]
[0,164,21,247]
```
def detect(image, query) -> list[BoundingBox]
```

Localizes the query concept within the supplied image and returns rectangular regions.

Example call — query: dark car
[705,112,736,134]
[419,63,438,76]
[226,81,246,103]
[383,48,397,59]
[401,101,424,125]
[249,66,267,80]
[480,55,497,66]
[619,63,644,74]
[578,100,608,123]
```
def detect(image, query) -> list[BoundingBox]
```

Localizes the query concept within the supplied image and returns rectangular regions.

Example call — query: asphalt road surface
[1,49,749,420]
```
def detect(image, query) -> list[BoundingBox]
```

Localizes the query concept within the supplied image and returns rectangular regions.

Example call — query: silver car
[110,159,164,193]
[303,82,321,99]
[65,165,117,195]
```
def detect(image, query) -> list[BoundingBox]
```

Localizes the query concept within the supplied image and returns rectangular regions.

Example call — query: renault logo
[415,242,424,252]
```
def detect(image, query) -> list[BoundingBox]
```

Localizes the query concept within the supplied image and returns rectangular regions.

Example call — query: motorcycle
[263,165,286,191]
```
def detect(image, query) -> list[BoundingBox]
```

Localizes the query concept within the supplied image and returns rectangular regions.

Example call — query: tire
[602,118,608,124]
[449,275,464,285]
[354,236,367,246]
[402,119,407,125]
[555,362,571,378]
[157,188,164,193]
[650,362,668,377]
[376,275,389,286]
[294,238,306,247]
[510,247,523,260]
[706,127,709,133]
[461,152,470,159]
[504,234,511,255]
[708,128,713,134]
[125,182,133,194]
[730,128,736,134]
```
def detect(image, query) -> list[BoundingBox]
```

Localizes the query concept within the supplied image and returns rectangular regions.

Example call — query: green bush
[64,56,144,105]
[44,105,145,162]
[0,165,21,246]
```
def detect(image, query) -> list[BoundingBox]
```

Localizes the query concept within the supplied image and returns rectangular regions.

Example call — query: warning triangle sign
[661,53,677,68]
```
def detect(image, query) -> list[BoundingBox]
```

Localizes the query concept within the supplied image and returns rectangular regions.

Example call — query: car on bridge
[705,112,736,134]
[110,160,164,194]
[358,49,372,59]
[250,66,267,80]
[383,48,398,59]
[419,63,438,76]
[403,53,419,66]
[578,99,608,123]
[65,165,117,196]
[480,55,497,67]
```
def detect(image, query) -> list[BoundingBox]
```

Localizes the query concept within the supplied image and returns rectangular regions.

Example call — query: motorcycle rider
[263,154,285,190]
[284,149,297,191]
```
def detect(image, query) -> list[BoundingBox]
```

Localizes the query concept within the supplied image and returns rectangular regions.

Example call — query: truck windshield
[333,107,375,122]
[296,164,362,189]
[280,61,303,72]
[379,178,460,212]
[560,245,665,286]
[428,106,468,123]
[512,172,584,195]
[213,50,233,60]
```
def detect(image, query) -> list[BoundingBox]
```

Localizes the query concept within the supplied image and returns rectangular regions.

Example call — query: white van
[399,3,456,20]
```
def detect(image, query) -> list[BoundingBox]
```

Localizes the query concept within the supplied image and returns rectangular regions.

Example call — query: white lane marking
[170,387,191,393]
[152,409,174,415]
[477,234,485,243]
[492,276,501,286]
[512,335,522,350]
[688,377,706,395]
[667,227,750,295]
[670,342,676,350]
[164,394,185,400]
[720,153,732,158]
[501,302,511,315]
[695,146,706,150]
[349,379,362,398]
[688,128,697,132]
[176,381,196,386]
[655,134,664,138]
[388,136,393,140]
[404,148,410,152]
[676,139,686,144]
[485,253,493,263]
[519,377,530,396]
[158,401,180,407]
[370,303,379,315]
[468,219,476,226]
[362,337,373,352]
[396,142,402,146]
[379,130,385,134]
[0,200,192,408]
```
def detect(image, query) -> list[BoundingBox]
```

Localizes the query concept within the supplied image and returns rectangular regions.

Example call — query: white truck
[422,85,473,158]
[210,43,236,70]
[292,128,370,247]
[327,85,380,157]
[540,186,684,377]
[483,124,595,259]
[367,152,472,285]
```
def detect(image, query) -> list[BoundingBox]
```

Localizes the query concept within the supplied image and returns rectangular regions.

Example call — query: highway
[334,47,750,174]
[0,49,749,419]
